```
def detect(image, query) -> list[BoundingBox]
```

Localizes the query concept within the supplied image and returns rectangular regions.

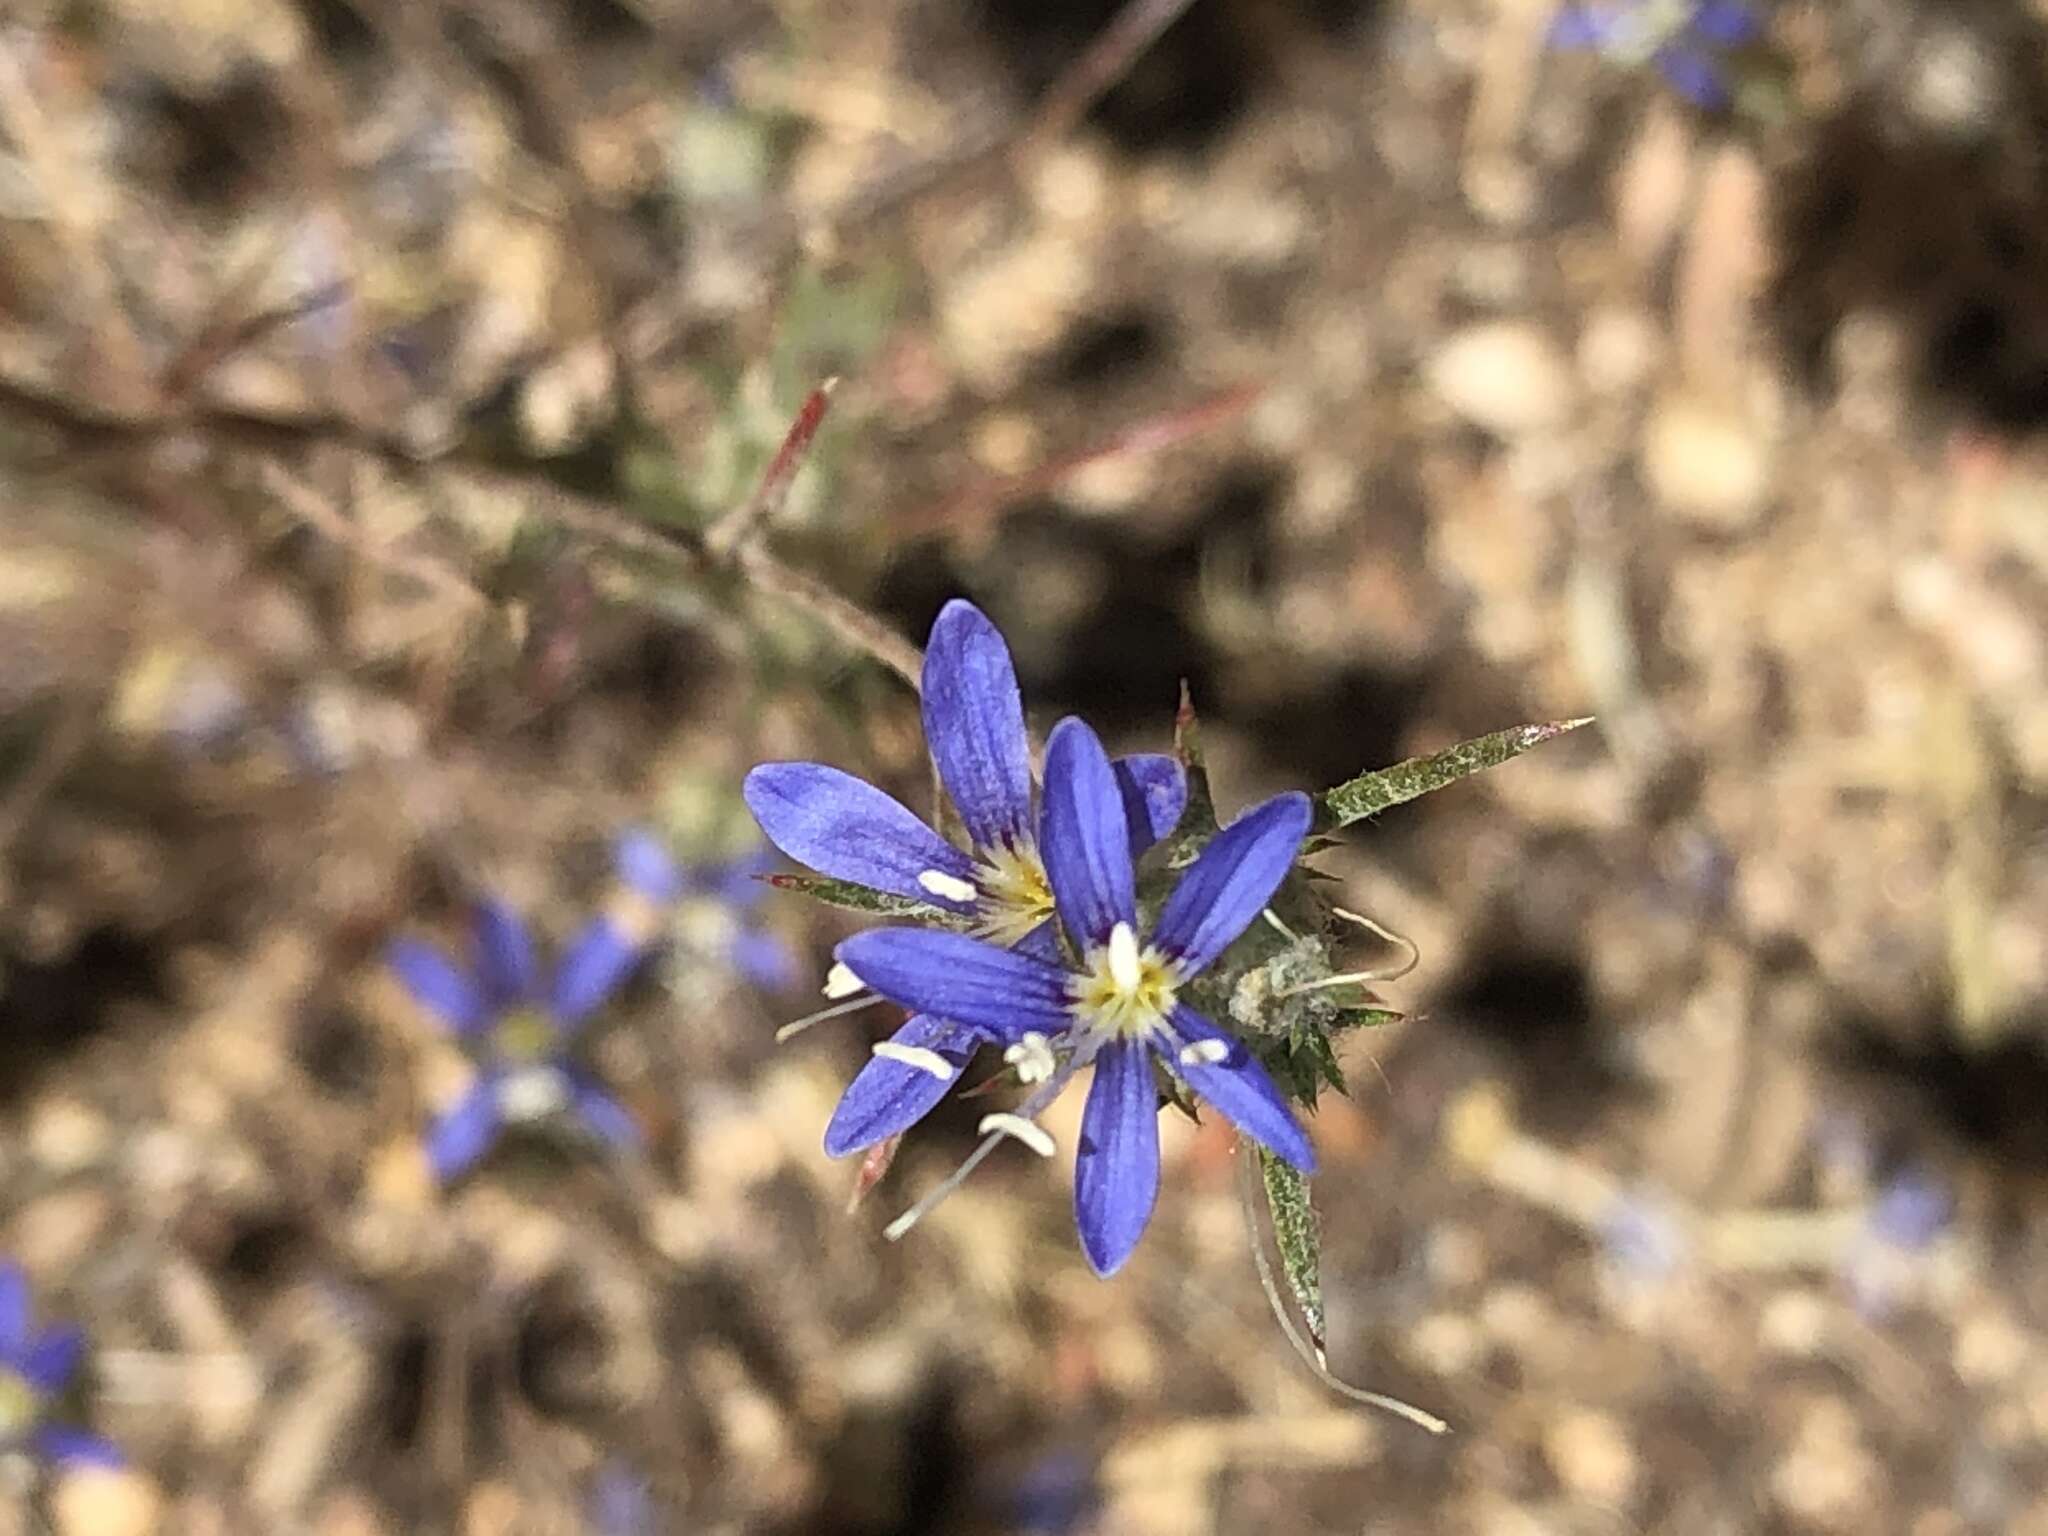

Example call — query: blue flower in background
[1005,1446,1099,1536]
[1597,1184,1692,1283]
[1549,0,1762,107]
[745,600,1187,1161]
[615,829,801,993]
[586,1458,655,1535]
[1841,1166,1953,1319]
[388,850,666,1181]
[836,717,1314,1277]
[0,1263,121,1469]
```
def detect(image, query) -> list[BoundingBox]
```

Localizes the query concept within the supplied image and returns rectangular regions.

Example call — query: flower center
[498,1063,571,1123]
[1069,921,1179,1041]
[0,1369,36,1438]
[967,840,1055,947]
[492,1008,555,1065]
[676,897,740,955]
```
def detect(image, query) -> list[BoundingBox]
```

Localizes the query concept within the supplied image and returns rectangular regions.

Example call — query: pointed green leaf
[1260,1148,1326,1360]
[765,874,953,922]
[1321,718,1592,829]
[1331,1006,1403,1032]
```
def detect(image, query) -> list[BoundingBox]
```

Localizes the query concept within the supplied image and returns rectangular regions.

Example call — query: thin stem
[706,378,839,558]
[1022,0,1201,151]
[736,540,923,688]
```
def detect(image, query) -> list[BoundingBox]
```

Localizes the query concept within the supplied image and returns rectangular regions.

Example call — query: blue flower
[834,717,1314,1276]
[0,1263,121,1469]
[388,886,650,1182]
[615,828,801,993]
[1549,0,1762,108]
[586,1459,655,1536]
[1597,1184,1691,1283]
[1840,1167,1953,1319]
[744,600,1187,1161]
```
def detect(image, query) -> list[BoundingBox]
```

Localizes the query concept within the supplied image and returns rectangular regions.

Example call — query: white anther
[976,1113,1056,1158]
[1178,1038,1231,1067]
[917,868,979,904]
[1003,1031,1057,1084]
[822,962,864,999]
[1107,922,1142,992]
[871,1042,956,1081]
[498,1066,569,1122]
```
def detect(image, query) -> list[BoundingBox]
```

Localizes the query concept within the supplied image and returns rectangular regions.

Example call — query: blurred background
[3,0,2048,1531]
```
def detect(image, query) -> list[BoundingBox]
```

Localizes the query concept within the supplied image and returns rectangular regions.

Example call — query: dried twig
[1020,0,1200,152]
[0,689,99,856]
[735,541,922,688]
[258,459,488,610]
[706,378,839,558]
[891,381,1261,540]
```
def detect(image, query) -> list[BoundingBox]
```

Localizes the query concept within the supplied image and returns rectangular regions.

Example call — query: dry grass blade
[707,378,840,557]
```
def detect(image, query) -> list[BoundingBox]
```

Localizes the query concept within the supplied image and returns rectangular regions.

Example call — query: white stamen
[871,1042,956,1081]
[1178,1038,1231,1067]
[976,1113,1056,1158]
[775,992,885,1044]
[917,868,978,904]
[1107,922,1142,992]
[498,1066,570,1122]
[823,962,865,999]
[883,1135,1007,1241]
[1003,1031,1057,1084]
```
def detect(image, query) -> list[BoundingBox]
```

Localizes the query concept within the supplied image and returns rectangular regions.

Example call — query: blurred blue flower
[1005,1446,1099,1535]
[586,1458,655,1535]
[1841,1167,1954,1319]
[745,600,1187,1162]
[0,1263,121,1470]
[1597,1184,1692,1283]
[1866,1167,1954,1251]
[836,716,1313,1276]
[1549,0,1762,108]
[389,864,661,1180]
[615,828,800,993]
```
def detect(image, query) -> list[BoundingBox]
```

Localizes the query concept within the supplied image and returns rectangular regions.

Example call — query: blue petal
[1547,4,1607,49]
[1073,1041,1160,1277]
[32,1426,124,1468]
[589,1462,655,1536]
[732,927,802,992]
[1656,45,1728,106]
[1150,792,1311,978]
[744,763,977,907]
[1111,754,1187,856]
[834,929,1071,1044]
[550,916,640,1029]
[472,899,538,1006]
[567,1070,641,1149]
[1868,1170,1952,1250]
[1162,1006,1315,1172]
[22,1324,82,1395]
[615,828,685,903]
[708,850,777,909]
[1690,0,1761,45]
[923,600,1036,854]
[0,1263,28,1355]
[1038,719,1137,951]
[1013,918,1062,964]
[387,938,491,1035]
[427,1077,504,1182]
[823,1014,982,1158]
